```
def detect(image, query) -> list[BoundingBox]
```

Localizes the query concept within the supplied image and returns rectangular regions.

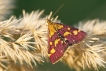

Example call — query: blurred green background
[14,0,106,25]
[14,0,106,71]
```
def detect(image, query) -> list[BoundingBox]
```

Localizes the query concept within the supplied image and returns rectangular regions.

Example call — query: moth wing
[57,24,87,45]
[48,21,87,64]
[48,32,68,64]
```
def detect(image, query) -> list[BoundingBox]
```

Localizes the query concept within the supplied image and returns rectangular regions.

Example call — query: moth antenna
[51,4,64,18]
[47,4,64,25]
[47,4,64,20]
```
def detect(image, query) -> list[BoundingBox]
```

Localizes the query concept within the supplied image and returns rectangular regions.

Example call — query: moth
[47,19,87,64]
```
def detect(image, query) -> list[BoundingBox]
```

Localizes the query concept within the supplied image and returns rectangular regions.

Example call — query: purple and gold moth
[47,19,87,64]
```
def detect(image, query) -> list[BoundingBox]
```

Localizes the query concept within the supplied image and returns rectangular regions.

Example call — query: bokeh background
[14,0,106,25]
[13,0,106,71]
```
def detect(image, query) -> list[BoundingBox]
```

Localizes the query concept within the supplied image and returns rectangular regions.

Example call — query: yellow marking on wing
[48,20,63,37]
[73,30,78,35]
[50,48,56,54]
[50,42,52,45]
[54,39,60,47]
[57,25,63,29]
[48,24,56,37]
[67,27,70,30]
[64,32,71,36]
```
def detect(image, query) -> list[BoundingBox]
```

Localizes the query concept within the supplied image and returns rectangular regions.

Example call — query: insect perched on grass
[47,19,87,64]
